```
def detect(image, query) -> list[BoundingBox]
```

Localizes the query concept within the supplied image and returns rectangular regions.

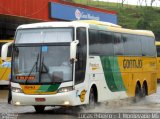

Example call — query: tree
[150,0,156,7]
[121,0,126,7]
[144,0,148,6]
[137,0,144,7]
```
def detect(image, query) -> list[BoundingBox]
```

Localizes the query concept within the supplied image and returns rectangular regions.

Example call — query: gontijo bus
[0,40,13,85]
[1,20,157,112]
[156,41,160,80]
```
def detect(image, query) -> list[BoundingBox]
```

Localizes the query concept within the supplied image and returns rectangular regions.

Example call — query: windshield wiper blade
[40,57,65,84]
[40,56,58,83]
[25,53,39,84]
[40,56,52,76]
[41,56,49,73]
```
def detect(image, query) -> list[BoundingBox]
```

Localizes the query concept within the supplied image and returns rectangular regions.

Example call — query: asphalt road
[1,85,160,119]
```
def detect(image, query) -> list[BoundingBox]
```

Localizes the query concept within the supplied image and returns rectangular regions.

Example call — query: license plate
[35,98,46,102]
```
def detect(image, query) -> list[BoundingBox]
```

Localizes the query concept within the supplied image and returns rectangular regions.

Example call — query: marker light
[64,101,70,105]
[15,102,21,105]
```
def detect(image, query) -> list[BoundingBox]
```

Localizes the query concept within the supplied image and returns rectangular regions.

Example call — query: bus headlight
[12,87,23,93]
[58,86,73,93]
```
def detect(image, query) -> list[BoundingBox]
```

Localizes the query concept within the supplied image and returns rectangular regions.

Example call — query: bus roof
[79,20,154,37]
[17,20,154,37]
[17,21,89,29]
[77,20,122,28]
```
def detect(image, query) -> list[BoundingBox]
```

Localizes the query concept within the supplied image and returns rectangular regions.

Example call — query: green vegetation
[69,0,160,41]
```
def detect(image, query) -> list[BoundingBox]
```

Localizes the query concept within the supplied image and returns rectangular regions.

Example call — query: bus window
[99,31,114,56]
[157,46,160,57]
[89,29,99,55]
[123,34,142,56]
[113,33,124,55]
[8,44,12,57]
[141,36,156,57]
[89,30,114,56]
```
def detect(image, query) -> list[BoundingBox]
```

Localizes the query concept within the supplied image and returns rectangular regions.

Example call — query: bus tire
[133,84,141,102]
[8,87,12,104]
[34,106,45,113]
[88,88,95,109]
[141,84,146,97]
[142,82,147,97]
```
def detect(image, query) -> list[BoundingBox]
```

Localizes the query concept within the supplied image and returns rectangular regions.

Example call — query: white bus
[1,20,157,112]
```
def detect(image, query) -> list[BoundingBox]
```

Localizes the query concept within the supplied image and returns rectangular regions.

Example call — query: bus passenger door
[74,27,88,104]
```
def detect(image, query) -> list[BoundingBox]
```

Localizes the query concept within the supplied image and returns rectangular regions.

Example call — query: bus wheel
[133,84,141,102]
[8,88,12,104]
[34,106,45,113]
[88,88,95,109]
[141,84,147,97]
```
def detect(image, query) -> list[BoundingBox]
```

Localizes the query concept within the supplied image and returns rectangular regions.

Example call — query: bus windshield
[15,28,73,44]
[12,28,73,84]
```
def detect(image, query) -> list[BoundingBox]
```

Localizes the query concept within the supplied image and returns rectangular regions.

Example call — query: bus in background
[1,20,157,112]
[0,40,13,85]
[156,41,160,81]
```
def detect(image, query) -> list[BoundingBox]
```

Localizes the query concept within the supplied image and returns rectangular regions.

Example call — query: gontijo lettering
[123,59,142,69]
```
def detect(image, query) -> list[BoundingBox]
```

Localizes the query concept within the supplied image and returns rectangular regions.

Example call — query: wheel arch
[89,84,98,103]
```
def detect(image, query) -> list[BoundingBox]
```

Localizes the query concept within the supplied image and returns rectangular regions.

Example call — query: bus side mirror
[1,42,13,61]
[70,40,79,63]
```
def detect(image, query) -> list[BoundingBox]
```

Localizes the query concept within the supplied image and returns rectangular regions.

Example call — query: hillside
[70,0,160,41]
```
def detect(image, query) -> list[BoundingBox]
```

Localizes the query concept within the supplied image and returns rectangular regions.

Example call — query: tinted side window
[99,31,114,56]
[141,36,156,56]
[75,27,87,84]
[89,30,114,56]
[8,45,12,57]
[157,46,160,57]
[113,33,124,55]
[123,34,142,56]
[89,29,99,55]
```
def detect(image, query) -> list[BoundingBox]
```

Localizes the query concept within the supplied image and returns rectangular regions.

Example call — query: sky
[96,0,160,7]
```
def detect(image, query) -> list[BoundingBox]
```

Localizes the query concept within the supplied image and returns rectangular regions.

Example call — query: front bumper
[12,90,79,106]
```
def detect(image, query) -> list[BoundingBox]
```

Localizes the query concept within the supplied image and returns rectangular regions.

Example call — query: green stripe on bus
[47,84,60,92]
[38,84,60,92]
[100,56,126,92]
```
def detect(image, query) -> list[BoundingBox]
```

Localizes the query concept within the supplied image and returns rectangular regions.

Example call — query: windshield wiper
[41,56,49,73]
[25,53,39,84]
[40,56,62,83]
[40,56,52,80]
